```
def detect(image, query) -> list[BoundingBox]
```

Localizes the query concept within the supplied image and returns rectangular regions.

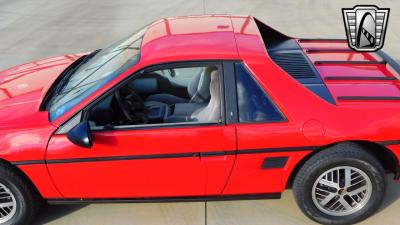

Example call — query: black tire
[293,142,386,225]
[0,162,42,225]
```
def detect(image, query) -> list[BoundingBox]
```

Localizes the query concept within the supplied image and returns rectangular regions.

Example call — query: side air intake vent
[269,52,317,79]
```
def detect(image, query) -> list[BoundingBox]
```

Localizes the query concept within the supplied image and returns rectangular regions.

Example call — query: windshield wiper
[40,49,101,111]
[55,49,102,94]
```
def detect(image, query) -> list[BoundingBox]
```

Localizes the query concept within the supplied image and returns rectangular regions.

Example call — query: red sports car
[0,15,399,225]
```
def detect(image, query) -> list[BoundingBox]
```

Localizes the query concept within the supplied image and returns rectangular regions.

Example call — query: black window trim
[90,121,223,132]
[222,61,239,124]
[232,62,288,124]
[65,60,231,132]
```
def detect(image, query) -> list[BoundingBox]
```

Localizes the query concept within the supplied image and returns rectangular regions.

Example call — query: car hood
[0,54,81,128]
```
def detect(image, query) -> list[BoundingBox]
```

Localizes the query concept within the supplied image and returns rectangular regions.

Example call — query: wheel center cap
[338,188,347,195]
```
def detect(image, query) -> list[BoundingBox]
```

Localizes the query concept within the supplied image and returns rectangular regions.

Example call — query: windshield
[48,26,147,121]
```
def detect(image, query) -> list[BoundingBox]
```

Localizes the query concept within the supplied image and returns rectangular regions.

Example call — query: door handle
[199,151,228,162]
[200,151,227,157]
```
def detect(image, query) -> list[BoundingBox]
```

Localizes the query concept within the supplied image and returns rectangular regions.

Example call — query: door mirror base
[67,121,93,148]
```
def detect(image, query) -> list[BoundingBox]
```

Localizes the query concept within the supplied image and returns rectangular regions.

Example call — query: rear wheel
[0,182,17,223]
[293,143,386,225]
[0,163,42,225]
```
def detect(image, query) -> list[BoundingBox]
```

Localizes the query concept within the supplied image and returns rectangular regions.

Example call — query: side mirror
[67,121,93,148]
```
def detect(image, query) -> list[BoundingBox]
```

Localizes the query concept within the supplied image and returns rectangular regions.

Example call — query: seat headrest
[209,70,220,98]
[191,69,221,122]
[189,66,217,102]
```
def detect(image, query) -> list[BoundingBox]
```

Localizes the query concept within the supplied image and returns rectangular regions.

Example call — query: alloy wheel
[311,166,372,216]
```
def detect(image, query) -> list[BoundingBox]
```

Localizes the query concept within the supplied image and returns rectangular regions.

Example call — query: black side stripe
[12,160,45,166]
[200,151,235,157]
[11,141,400,166]
[46,152,202,164]
[11,147,313,166]
[12,151,237,166]
[237,146,318,154]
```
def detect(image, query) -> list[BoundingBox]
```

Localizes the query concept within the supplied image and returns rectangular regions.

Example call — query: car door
[222,63,313,195]
[45,62,238,199]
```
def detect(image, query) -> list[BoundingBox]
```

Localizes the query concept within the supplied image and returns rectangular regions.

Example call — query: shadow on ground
[34,205,87,225]
[378,175,400,213]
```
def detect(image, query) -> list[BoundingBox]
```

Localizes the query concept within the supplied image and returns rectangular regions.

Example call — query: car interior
[87,64,222,128]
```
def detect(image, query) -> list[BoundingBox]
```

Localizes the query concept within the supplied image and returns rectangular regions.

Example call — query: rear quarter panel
[225,16,400,195]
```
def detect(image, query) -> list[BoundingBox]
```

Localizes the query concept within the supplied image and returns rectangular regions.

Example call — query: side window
[87,64,223,128]
[235,63,285,122]
[158,67,204,86]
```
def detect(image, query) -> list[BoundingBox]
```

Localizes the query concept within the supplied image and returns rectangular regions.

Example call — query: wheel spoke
[348,194,358,204]
[339,198,352,210]
[344,168,352,188]
[316,187,331,194]
[0,202,13,208]
[319,179,339,189]
[328,200,340,210]
[349,185,368,196]
[352,174,362,182]
[320,193,336,206]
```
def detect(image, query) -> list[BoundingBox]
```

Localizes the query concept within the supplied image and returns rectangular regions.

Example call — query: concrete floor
[0,0,399,224]
[31,177,400,225]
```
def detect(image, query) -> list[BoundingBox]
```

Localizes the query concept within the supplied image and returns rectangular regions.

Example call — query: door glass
[88,64,223,128]
[159,67,204,87]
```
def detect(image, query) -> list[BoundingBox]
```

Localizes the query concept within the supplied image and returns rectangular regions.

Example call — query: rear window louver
[254,18,335,104]
[268,50,335,104]
[269,52,317,79]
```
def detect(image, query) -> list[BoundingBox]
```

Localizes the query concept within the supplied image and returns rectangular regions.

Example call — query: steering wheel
[114,86,148,124]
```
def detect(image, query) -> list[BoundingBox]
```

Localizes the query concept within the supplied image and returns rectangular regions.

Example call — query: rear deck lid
[298,39,400,105]
[254,18,400,105]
